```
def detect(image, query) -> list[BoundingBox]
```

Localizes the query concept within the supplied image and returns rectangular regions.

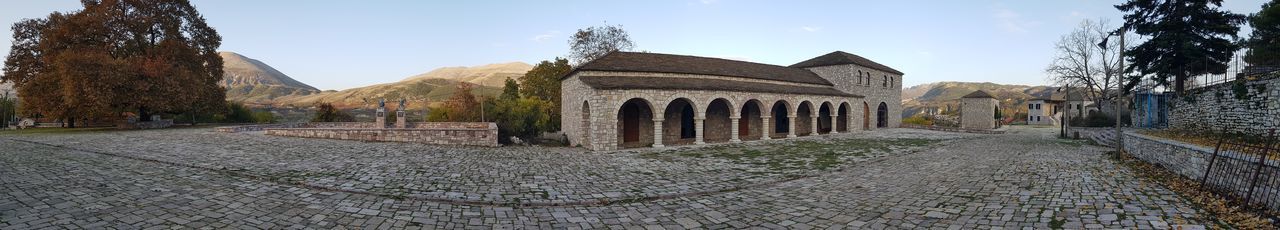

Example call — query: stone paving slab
[0,126,1214,228]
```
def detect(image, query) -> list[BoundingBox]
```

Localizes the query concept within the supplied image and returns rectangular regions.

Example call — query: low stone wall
[1123,132,1280,211]
[117,119,173,130]
[264,122,498,147]
[1168,74,1280,136]
[214,123,306,133]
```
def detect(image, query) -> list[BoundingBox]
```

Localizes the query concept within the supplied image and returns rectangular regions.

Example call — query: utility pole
[1113,25,1126,157]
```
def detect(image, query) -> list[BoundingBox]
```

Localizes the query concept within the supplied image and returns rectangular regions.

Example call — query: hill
[400,62,532,87]
[220,51,321,102]
[264,63,530,109]
[901,82,1056,118]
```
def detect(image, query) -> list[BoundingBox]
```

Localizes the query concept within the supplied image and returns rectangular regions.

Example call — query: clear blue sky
[0,0,1267,90]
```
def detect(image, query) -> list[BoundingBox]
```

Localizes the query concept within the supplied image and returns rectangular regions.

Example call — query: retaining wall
[263,122,498,147]
[1123,132,1280,211]
[1168,74,1280,136]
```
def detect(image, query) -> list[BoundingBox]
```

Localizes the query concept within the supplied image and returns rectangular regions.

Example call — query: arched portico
[739,99,764,141]
[663,98,698,146]
[617,98,654,148]
[837,102,850,132]
[818,102,833,134]
[796,101,814,136]
[770,100,792,138]
[704,98,734,143]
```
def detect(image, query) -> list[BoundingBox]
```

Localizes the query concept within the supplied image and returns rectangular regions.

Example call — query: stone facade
[1167,74,1280,136]
[563,71,885,151]
[960,97,997,130]
[803,64,902,129]
[264,122,498,147]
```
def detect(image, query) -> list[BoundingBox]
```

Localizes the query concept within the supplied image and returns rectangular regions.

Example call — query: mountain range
[901,82,1056,118]
[221,52,530,108]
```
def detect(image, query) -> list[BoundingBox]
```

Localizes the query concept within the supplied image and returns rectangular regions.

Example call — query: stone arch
[617,98,654,148]
[796,101,815,136]
[877,102,889,128]
[580,100,591,149]
[663,98,697,145]
[739,99,764,141]
[863,101,871,130]
[704,98,734,143]
[837,102,850,132]
[770,100,791,138]
[818,101,834,134]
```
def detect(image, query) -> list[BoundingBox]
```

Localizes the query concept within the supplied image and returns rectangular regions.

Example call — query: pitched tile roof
[577,75,861,97]
[789,51,903,75]
[961,90,995,99]
[570,51,834,85]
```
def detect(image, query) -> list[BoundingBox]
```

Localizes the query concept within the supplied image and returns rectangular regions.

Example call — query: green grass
[0,127,116,135]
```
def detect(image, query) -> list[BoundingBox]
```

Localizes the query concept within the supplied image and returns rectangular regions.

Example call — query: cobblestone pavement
[0,126,1213,229]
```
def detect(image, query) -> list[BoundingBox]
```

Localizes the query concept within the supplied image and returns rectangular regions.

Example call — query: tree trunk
[1175,73,1187,94]
[67,117,75,128]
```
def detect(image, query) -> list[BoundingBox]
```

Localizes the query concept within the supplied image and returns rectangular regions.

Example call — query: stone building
[959,90,998,130]
[560,51,903,151]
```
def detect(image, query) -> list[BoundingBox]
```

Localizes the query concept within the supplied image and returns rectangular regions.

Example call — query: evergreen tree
[1246,0,1280,66]
[1116,0,1246,94]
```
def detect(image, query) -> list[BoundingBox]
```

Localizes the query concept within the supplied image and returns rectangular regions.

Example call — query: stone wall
[562,72,869,151]
[214,123,306,133]
[117,119,173,130]
[1123,132,1280,211]
[960,98,997,130]
[803,64,903,129]
[264,122,497,147]
[1168,74,1280,136]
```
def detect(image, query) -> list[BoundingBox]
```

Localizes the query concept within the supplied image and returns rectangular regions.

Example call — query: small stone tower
[960,90,998,130]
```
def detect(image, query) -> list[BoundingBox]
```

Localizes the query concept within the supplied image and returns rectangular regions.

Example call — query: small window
[882,75,888,87]
[1028,104,1034,110]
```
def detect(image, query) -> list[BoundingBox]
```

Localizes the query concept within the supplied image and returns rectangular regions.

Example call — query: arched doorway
[663,98,697,146]
[796,101,814,136]
[862,102,871,130]
[740,100,763,140]
[818,102,833,134]
[581,101,591,149]
[617,98,654,148]
[771,101,790,138]
[877,102,889,128]
[705,98,733,143]
[837,102,849,132]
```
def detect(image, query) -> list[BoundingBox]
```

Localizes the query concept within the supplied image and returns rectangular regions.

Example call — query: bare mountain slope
[400,62,532,87]
[220,52,321,102]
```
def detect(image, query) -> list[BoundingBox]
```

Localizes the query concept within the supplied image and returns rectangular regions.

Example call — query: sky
[0,0,1269,91]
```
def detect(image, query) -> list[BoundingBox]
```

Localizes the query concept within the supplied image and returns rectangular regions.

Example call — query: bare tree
[1046,19,1125,108]
[568,23,635,65]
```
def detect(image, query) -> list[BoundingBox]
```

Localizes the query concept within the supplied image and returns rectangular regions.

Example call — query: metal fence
[1200,129,1280,213]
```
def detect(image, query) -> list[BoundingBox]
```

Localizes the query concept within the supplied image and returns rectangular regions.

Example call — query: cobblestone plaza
[1,127,1211,229]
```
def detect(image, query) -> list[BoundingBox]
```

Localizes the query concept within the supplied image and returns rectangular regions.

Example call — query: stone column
[761,116,772,140]
[811,116,818,135]
[787,115,797,138]
[694,118,705,145]
[652,118,664,148]
[729,116,742,143]
[829,111,839,134]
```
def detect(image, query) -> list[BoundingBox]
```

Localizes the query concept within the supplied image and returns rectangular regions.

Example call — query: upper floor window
[882,75,888,87]
[857,72,862,84]
[1028,104,1034,110]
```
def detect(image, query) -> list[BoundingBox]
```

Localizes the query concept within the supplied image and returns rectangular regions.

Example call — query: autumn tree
[2,0,225,126]
[568,24,634,65]
[1245,0,1280,66]
[1116,0,1246,94]
[440,82,481,122]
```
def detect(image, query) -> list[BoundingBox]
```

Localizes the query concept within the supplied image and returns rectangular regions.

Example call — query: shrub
[252,111,276,123]
[311,103,355,122]
[902,115,933,126]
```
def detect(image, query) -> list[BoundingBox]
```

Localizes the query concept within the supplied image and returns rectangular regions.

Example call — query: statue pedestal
[375,109,386,129]
[395,110,406,128]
